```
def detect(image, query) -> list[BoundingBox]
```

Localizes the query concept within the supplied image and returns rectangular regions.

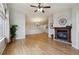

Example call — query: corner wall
[9,10,26,39]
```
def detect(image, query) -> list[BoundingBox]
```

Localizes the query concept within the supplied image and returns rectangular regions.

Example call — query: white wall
[26,26,43,35]
[53,9,72,27]
[9,10,26,39]
[72,7,79,49]
[26,24,48,35]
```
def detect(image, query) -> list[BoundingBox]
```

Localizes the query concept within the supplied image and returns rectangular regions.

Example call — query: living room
[0,3,79,55]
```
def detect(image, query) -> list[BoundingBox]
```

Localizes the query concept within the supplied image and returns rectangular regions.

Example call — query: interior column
[72,7,79,49]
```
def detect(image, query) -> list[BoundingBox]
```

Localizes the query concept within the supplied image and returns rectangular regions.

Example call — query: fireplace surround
[54,27,71,43]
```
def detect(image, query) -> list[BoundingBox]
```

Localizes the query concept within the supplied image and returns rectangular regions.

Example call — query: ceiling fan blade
[34,9,38,12]
[30,5,37,8]
[43,6,51,8]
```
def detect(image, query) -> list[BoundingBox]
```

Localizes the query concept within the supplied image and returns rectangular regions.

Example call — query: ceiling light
[38,8,43,12]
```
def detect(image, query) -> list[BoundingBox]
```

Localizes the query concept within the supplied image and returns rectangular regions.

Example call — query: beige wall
[25,17,48,35]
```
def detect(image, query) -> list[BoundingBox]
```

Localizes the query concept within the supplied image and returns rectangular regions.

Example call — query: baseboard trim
[26,32,48,36]
[54,39,71,45]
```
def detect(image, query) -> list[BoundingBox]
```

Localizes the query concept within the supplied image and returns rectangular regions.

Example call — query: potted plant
[10,25,18,42]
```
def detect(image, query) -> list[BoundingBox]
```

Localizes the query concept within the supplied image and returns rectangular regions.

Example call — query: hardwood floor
[3,33,79,55]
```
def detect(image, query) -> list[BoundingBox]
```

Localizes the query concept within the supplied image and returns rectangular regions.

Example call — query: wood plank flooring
[3,33,79,55]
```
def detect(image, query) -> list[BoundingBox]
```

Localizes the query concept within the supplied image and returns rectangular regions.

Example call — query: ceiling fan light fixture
[38,8,43,12]
[30,3,51,13]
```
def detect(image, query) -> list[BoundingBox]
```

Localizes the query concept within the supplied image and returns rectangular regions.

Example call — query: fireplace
[54,27,71,42]
[57,30,67,41]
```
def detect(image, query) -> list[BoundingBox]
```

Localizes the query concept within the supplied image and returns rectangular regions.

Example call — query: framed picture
[58,16,67,25]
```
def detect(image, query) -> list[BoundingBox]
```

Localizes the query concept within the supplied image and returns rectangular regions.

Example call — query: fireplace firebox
[54,27,71,42]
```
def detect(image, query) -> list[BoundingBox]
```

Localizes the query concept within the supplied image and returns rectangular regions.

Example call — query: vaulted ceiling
[7,3,79,17]
[7,3,79,23]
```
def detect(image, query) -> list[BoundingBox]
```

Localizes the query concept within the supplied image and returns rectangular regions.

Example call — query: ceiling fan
[30,3,51,13]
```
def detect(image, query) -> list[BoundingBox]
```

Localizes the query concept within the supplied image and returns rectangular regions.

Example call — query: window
[0,4,5,40]
[0,15,5,39]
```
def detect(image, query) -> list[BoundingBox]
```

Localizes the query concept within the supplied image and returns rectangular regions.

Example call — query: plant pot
[11,38,15,42]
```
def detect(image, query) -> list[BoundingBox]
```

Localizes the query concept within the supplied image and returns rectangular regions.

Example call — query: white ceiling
[7,3,79,19]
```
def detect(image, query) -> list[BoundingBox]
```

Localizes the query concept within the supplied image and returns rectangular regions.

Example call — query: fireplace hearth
[54,27,71,43]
